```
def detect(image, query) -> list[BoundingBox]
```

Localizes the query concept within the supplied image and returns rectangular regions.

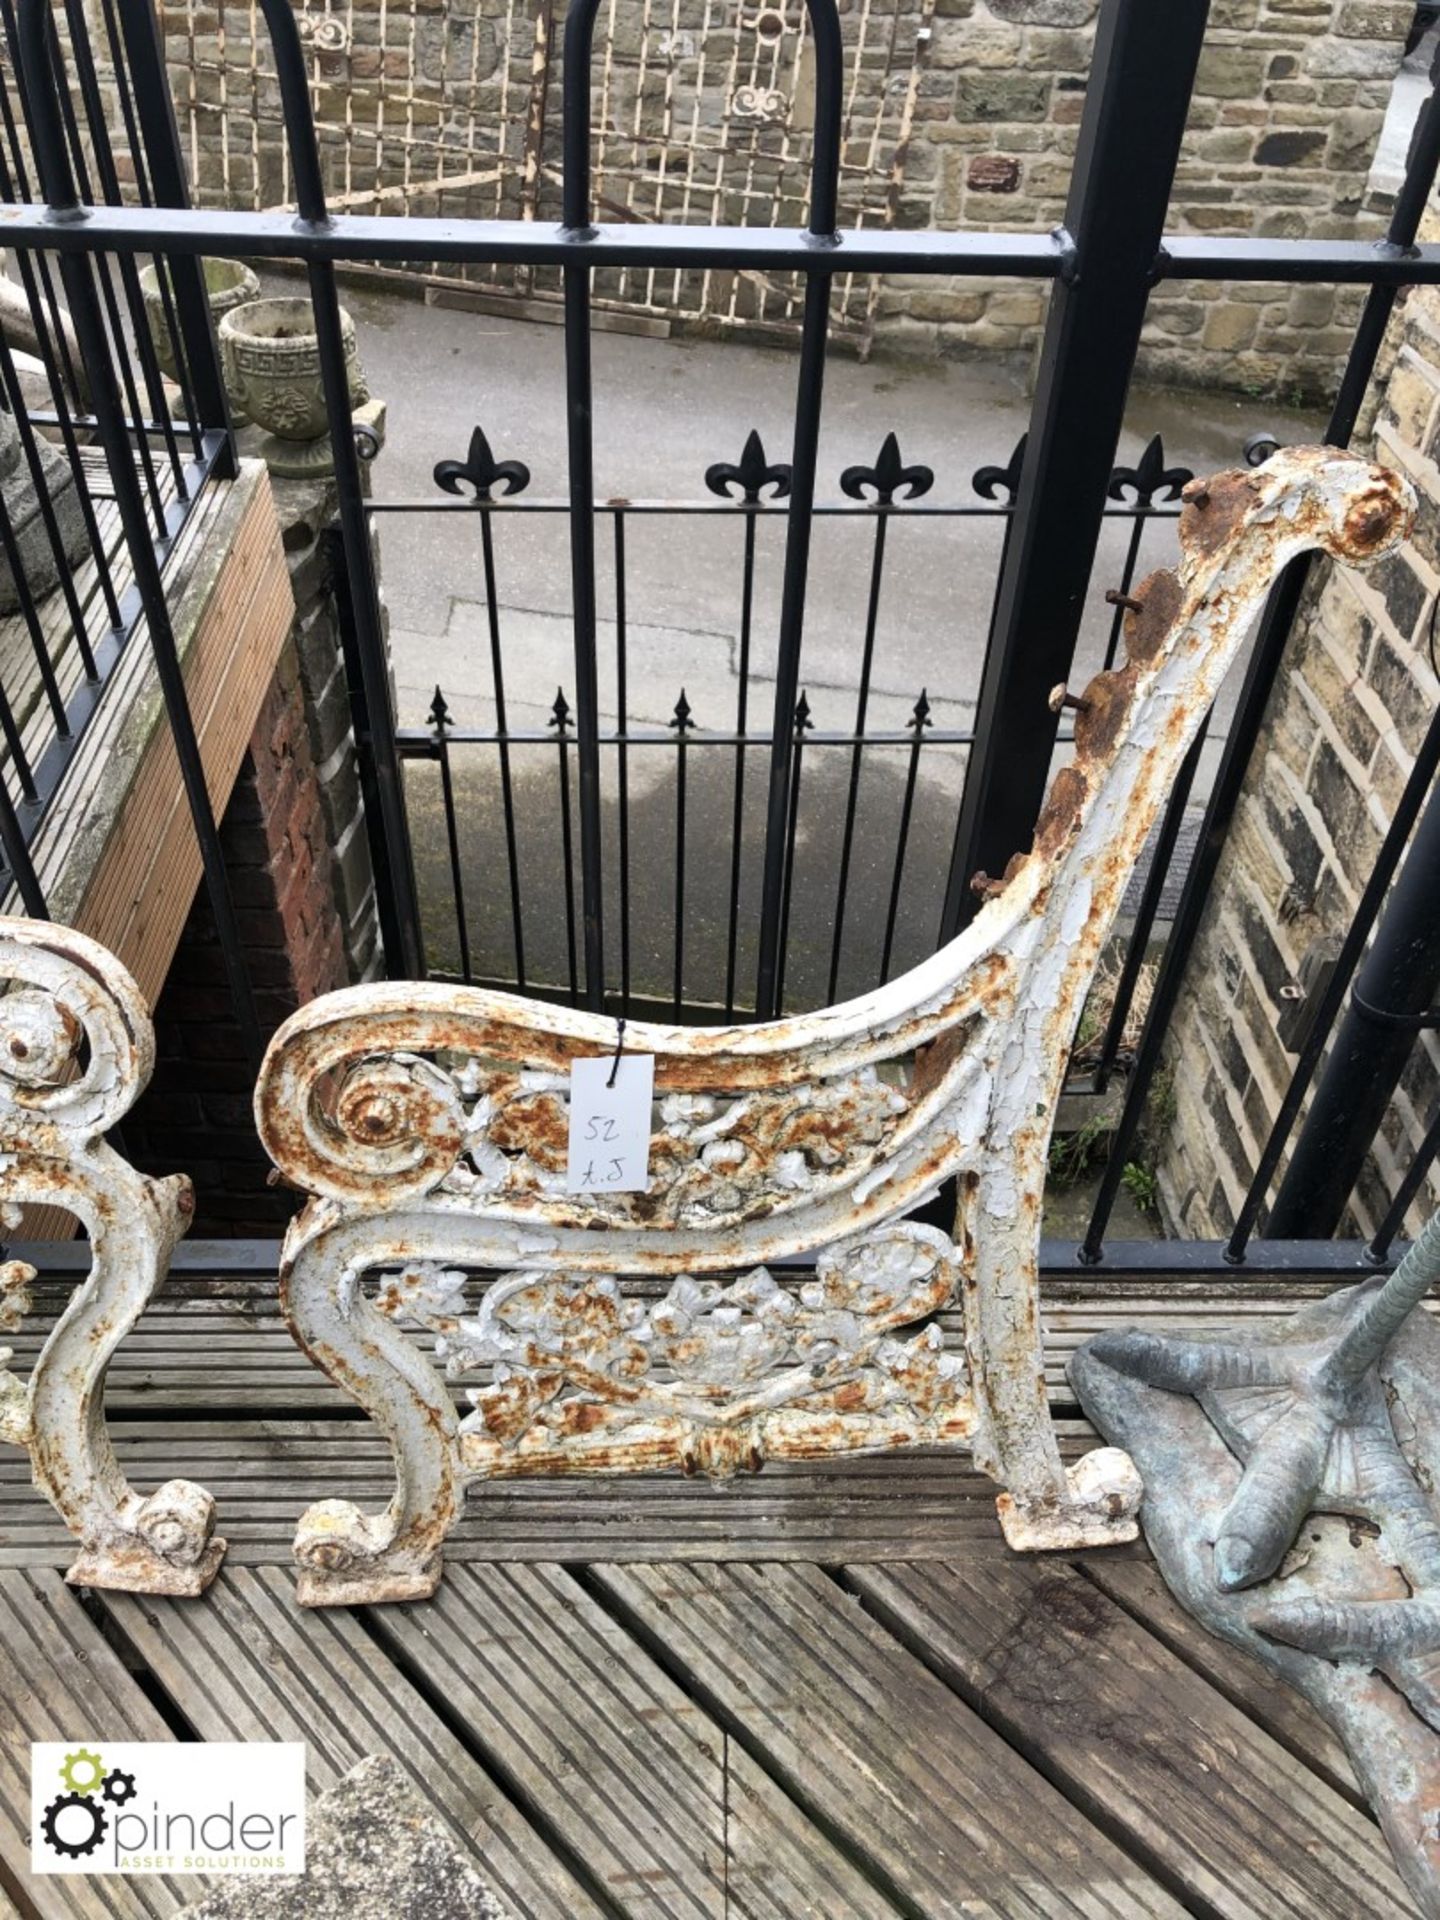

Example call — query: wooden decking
[0,1268,1419,1917]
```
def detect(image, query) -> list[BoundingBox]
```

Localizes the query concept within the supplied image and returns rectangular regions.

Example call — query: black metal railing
[383,424,1202,1027]
[1,0,1439,1272]
[0,0,233,914]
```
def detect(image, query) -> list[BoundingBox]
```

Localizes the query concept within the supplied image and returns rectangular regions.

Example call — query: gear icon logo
[58,1748,104,1796]
[39,1749,138,1862]
[41,1791,107,1859]
[102,1769,136,1807]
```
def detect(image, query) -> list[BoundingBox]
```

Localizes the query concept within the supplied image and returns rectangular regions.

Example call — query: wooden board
[0,1569,203,1919]
[0,1420,1111,1569]
[101,1565,601,1920]
[4,1277,1384,1416]
[590,1560,1189,1919]
[845,1558,1416,1919]
[372,1562,898,1918]
[1081,1556,1360,1800]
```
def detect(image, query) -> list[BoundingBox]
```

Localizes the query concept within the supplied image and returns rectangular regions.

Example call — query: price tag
[566,1052,655,1193]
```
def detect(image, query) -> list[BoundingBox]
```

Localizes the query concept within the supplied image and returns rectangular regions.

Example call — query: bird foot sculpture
[1072,1212,1440,1913]
[1086,1217,1440,1596]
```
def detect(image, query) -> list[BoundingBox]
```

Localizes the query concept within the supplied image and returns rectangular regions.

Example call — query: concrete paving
[339,282,1322,1004]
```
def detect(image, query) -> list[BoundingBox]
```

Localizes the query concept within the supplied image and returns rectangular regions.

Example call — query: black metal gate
[4,0,1440,1276]
[154,0,933,344]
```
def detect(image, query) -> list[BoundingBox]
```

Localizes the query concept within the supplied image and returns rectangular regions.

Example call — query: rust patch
[1073,661,1140,766]
[1344,484,1403,557]
[1121,568,1183,666]
[1179,467,1258,561]
[488,1090,569,1171]
[1032,765,1088,859]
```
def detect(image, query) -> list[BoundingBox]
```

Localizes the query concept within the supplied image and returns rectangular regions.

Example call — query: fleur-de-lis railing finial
[1107,433,1190,506]
[705,429,792,503]
[549,685,572,734]
[840,432,933,505]
[670,688,695,734]
[972,433,1028,504]
[433,425,532,502]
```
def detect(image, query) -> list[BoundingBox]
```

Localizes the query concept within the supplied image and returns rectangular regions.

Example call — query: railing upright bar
[248,0,424,980]
[749,0,842,1019]
[1090,725,1207,1096]
[15,0,261,1067]
[937,0,1211,943]
[24,0,169,538]
[59,0,190,500]
[615,508,632,1016]
[477,508,527,991]
[560,0,611,1013]
[107,0,233,470]
[0,334,93,672]
[829,507,888,1002]
[755,285,835,1018]
[1370,1101,1440,1262]
[1083,74,1440,1262]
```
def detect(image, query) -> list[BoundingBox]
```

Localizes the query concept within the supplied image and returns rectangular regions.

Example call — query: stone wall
[145,0,1409,399]
[1151,268,1440,1243]
[879,0,1400,398]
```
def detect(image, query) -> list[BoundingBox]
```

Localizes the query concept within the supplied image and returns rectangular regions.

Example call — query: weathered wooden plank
[100,1566,601,1920]
[6,1280,1381,1417]
[0,1423,1109,1566]
[1079,1557,1360,1799]
[592,1560,1186,1918]
[371,1562,898,1919]
[0,1569,202,1918]
[846,1558,1415,1919]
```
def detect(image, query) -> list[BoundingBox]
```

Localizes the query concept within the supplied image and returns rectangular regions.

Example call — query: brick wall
[147,0,1409,400]
[1152,259,1440,1243]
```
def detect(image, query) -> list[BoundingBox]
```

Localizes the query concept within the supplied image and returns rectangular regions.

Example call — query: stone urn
[219,296,373,478]
[139,257,259,385]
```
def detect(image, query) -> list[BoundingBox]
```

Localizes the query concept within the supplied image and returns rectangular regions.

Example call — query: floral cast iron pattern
[374,1224,968,1478]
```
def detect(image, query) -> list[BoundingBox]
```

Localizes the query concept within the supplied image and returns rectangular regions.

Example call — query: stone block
[1201,304,1260,351]
[952,72,1051,121]
[1195,46,1270,98]
[1326,107,1381,172]
[985,0,1097,19]
[1335,0,1414,33]
[1254,129,1327,166]
[932,22,1022,66]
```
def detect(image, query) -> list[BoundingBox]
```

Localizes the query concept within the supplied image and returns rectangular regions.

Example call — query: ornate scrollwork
[730,83,789,124]
[0,918,223,1595]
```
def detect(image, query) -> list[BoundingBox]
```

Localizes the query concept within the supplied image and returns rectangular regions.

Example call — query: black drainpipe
[1267,774,1440,1238]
